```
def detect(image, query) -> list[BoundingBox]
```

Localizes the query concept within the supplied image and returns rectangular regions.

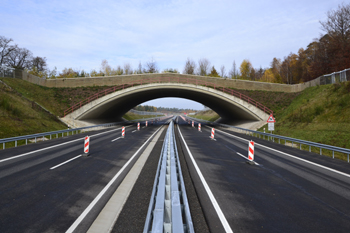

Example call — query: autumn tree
[229,60,238,79]
[0,36,17,65]
[198,58,210,76]
[183,58,196,74]
[239,59,253,79]
[124,63,132,74]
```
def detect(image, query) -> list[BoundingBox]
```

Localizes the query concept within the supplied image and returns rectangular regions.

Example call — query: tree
[220,65,226,77]
[124,63,132,75]
[0,36,17,65]
[163,68,179,73]
[229,60,238,79]
[144,58,158,73]
[136,62,143,74]
[31,56,47,72]
[183,58,196,74]
[198,58,210,76]
[7,47,33,69]
[239,59,253,79]
[58,68,79,78]
[101,59,111,76]
[261,69,276,82]
[208,66,220,77]
[116,65,124,75]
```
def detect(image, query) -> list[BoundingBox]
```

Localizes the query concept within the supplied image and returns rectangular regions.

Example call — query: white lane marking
[65,125,164,233]
[132,130,137,133]
[0,126,131,163]
[208,136,216,141]
[111,137,121,142]
[212,127,350,178]
[50,155,82,170]
[236,152,260,165]
[178,126,233,233]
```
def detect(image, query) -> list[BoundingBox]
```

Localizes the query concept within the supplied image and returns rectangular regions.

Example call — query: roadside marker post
[146,121,148,127]
[121,127,125,138]
[137,123,140,131]
[246,140,255,165]
[192,121,194,127]
[83,136,90,156]
[210,128,215,140]
[198,123,201,132]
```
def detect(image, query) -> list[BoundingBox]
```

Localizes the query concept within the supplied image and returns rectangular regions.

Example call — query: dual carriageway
[0,116,350,232]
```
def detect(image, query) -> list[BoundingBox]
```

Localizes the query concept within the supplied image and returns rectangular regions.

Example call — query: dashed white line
[111,137,121,142]
[132,130,137,133]
[66,125,163,233]
[0,126,131,163]
[212,127,350,178]
[50,155,82,170]
[236,152,260,165]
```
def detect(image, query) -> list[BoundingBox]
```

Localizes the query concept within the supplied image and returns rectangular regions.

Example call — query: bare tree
[7,47,33,69]
[229,60,237,79]
[183,58,196,74]
[198,58,210,76]
[0,36,17,65]
[136,61,143,74]
[320,3,350,45]
[145,57,158,73]
[101,59,111,76]
[31,56,47,72]
[123,63,133,74]
[220,65,226,77]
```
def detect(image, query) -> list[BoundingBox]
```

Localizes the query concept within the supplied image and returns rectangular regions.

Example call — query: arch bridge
[62,77,272,129]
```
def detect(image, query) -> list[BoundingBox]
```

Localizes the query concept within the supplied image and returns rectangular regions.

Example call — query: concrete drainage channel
[143,121,194,233]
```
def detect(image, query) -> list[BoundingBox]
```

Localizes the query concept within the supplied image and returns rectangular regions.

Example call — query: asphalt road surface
[0,119,170,233]
[176,117,350,233]
[1,115,350,233]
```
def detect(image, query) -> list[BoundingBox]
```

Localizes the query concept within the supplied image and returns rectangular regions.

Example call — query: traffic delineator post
[248,140,254,161]
[198,123,201,132]
[192,121,194,127]
[121,127,125,138]
[146,121,148,127]
[137,122,140,131]
[210,128,215,140]
[83,136,90,156]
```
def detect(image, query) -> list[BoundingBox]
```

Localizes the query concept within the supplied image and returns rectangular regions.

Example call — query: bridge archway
[62,83,270,128]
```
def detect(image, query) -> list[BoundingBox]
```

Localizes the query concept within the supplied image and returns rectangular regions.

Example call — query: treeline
[1,3,349,84]
[133,105,196,113]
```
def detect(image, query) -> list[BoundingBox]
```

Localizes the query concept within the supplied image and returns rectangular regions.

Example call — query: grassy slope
[0,78,111,117]
[191,110,221,122]
[123,112,159,121]
[0,81,66,139]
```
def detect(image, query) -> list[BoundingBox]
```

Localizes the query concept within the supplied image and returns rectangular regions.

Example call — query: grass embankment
[192,84,350,160]
[0,80,67,143]
[123,112,160,121]
[0,78,112,117]
[259,82,350,160]
[191,110,221,122]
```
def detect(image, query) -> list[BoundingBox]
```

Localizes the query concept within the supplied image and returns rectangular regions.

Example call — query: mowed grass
[190,110,221,122]
[0,78,112,117]
[0,81,67,143]
[257,82,350,160]
[123,112,160,121]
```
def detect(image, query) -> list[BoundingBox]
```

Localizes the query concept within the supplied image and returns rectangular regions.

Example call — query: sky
[0,0,344,110]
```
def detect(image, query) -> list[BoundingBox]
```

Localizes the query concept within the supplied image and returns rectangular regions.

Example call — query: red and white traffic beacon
[145,121,148,127]
[137,122,140,131]
[83,136,90,156]
[198,123,201,132]
[121,127,125,138]
[210,128,215,140]
[247,140,255,165]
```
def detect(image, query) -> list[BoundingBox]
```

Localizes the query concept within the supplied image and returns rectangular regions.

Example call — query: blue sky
[1,0,344,110]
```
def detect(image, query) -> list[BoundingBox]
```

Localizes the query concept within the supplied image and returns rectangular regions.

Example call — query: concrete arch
[62,83,270,128]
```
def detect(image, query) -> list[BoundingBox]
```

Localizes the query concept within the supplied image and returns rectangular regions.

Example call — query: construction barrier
[84,136,90,156]
[122,127,125,137]
[248,140,254,161]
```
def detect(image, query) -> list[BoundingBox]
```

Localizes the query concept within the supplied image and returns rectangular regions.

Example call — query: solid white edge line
[65,125,164,233]
[50,155,82,170]
[236,152,260,165]
[111,137,121,142]
[212,127,350,178]
[0,126,131,163]
[177,126,233,233]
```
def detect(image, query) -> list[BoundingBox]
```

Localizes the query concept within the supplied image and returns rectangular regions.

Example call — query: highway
[0,116,350,232]
[176,117,350,233]
[0,119,170,233]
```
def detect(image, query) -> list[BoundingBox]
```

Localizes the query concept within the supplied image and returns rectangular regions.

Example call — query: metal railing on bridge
[63,77,273,117]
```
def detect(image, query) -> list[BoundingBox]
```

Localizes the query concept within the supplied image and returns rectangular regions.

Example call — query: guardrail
[144,121,194,232]
[0,116,163,150]
[63,77,273,117]
[184,116,350,163]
